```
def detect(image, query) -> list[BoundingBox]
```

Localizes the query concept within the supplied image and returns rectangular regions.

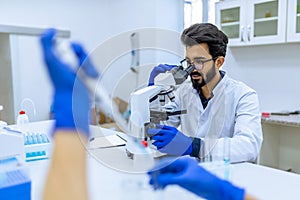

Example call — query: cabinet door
[287,0,300,42]
[248,0,287,45]
[215,0,247,46]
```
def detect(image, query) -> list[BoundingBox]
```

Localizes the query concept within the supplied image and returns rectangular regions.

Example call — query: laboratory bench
[260,114,300,173]
[20,120,300,200]
[261,114,300,127]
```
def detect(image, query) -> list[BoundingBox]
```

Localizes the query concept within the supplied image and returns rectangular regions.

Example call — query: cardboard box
[91,96,128,126]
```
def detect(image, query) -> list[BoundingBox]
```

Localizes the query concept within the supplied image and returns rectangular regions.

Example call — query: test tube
[223,137,231,180]
[223,137,230,164]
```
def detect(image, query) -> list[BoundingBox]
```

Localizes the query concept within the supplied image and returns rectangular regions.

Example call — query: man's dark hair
[181,23,228,59]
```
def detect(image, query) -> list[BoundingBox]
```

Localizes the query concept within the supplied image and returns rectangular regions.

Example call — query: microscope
[125,63,194,161]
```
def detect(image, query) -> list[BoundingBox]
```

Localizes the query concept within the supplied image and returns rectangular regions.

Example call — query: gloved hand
[148,157,245,200]
[148,124,192,156]
[148,64,177,86]
[40,28,99,138]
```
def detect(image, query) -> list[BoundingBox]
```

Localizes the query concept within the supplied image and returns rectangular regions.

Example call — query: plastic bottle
[17,110,29,133]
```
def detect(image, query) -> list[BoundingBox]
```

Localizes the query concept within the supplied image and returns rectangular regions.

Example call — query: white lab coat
[166,72,263,163]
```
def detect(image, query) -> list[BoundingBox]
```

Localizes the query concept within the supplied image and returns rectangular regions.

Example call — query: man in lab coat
[148,23,263,163]
[40,27,257,200]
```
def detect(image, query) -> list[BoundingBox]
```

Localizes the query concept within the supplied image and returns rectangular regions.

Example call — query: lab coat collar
[211,70,227,96]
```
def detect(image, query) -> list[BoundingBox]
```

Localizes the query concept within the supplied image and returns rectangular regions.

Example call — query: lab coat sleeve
[209,90,263,163]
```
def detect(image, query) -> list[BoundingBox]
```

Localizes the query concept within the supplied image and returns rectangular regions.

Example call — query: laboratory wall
[2,0,299,124]
[223,43,300,113]
[0,0,184,123]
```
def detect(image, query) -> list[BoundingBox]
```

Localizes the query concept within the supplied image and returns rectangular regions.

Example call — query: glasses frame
[180,57,217,70]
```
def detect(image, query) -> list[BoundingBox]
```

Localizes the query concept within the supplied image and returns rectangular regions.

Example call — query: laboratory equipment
[223,137,231,180]
[0,157,31,200]
[16,110,29,133]
[126,84,187,161]
[0,123,30,199]
[1,125,51,162]
[23,132,51,162]
[170,62,195,85]
[54,33,196,136]
[125,60,194,162]
[148,64,177,86]
[149,62,194,86]
[0,128,24,162]
[200,137,232,181]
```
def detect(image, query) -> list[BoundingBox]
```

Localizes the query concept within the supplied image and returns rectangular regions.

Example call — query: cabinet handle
[240,26,244,42]
[247,25,251,41]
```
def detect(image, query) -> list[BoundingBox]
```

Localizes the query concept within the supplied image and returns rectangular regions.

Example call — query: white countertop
[262,114,300,127]
[23,120,300,200]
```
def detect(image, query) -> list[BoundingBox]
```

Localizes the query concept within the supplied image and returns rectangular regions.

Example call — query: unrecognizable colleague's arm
[40,28,98,200]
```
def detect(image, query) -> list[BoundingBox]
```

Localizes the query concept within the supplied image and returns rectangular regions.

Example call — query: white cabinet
[215,0,287,46]
[287,0,300,42]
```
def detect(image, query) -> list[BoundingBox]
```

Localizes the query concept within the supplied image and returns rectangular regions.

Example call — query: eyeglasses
[180,57,215,71]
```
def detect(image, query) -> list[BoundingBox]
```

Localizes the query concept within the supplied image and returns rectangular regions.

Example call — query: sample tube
[223,137,231,180]
[223,137,230,164]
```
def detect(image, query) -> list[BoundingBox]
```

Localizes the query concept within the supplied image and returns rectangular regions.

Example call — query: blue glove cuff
[52,92,90,138]
[190,137,201,157]
[54,110,90,138]
[183,143,193,156]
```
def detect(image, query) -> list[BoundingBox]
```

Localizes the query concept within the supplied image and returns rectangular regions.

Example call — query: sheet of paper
[89,134,126,149]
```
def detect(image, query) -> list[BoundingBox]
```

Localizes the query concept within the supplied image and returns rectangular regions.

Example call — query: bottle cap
[141,140,148,147]
[19,110,26,115]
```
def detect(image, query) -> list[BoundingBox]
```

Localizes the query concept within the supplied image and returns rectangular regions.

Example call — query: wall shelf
[0,24,70,37]
[254,16,278,23]
[221,21,240,27]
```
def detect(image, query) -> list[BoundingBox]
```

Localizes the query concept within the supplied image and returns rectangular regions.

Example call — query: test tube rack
[23,132,51,161]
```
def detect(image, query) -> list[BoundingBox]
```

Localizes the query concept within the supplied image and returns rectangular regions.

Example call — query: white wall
[223,43,300,113]
[0,0,184,122]
[6,0,297,122]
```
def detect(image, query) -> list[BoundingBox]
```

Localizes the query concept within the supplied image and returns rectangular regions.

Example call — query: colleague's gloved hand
[148,124,192,156]
[148,64,177,86]
[40,28,99,138]
[148,157,245,200]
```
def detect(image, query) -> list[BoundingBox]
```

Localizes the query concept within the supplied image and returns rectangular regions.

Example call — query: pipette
[55,39,128,133]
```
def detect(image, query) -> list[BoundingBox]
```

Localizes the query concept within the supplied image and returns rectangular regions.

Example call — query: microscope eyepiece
[171,64,195,85]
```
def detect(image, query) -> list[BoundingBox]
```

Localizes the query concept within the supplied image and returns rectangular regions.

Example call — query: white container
[16,110,29,133]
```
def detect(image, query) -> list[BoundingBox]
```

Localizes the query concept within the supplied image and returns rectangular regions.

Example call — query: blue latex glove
[148,124,192,156]
[148,157,245,200]
[148,64,177,86]
[40,28,99,138]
